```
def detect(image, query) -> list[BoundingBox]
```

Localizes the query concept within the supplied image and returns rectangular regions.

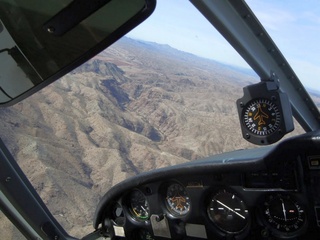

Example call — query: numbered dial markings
[263,194,306,234]
[243,98,281,136]
[166,183,191,216]
[128,189,150,220]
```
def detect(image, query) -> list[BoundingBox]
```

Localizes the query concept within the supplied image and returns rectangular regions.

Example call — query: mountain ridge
[0,37,307,238]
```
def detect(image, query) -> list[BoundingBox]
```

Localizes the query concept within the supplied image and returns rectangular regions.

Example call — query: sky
[126,0,320,91]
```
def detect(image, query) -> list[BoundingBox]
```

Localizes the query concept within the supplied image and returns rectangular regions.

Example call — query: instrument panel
[92,132,320,239]
[105,177,308,239]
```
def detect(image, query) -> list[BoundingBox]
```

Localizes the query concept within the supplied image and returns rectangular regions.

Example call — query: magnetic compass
[243,98,281,136]
[237,77,294,145]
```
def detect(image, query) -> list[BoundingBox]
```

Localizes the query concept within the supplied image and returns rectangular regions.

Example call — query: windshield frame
[191,0,320,132]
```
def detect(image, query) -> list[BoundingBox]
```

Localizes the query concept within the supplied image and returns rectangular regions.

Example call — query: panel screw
[156,214,164,222]
[47,27,55,34]
[5,177,11,182]
[245,133,250,139]
[261,228,269,237]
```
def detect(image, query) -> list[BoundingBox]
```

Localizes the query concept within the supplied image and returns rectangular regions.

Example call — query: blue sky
[126,0,320,91]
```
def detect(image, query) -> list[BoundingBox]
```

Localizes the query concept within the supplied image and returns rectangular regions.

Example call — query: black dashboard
[90,131,320,240]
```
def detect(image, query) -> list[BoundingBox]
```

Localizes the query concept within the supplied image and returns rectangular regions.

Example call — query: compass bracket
[261,71,280,91]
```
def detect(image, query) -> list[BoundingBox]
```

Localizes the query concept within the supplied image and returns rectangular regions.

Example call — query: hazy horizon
[126,0,320,92]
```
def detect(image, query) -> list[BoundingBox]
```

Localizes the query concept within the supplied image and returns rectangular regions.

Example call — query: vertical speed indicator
[243,98,281,136]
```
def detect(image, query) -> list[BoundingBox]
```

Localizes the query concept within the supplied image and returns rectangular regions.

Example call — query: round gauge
[262,194,306,235]
[242,98,281,136]
[166,183,191,216]
[128,189,150,221]
[207,190,249,233]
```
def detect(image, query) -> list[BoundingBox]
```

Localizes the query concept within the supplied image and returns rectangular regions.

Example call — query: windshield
[247,0,320,97]
[0,0,318,238]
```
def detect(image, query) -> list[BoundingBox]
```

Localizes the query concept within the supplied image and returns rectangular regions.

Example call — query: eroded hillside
[0,37,304,237]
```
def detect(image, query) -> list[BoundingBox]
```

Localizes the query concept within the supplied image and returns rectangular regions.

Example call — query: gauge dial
[128,189,150,220]
[166,183,191,216]
[262,194,306,235]
[208,190,249,233]
[242,98,281,136]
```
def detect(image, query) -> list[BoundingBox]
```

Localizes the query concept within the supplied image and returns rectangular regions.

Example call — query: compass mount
[237,73,294,145]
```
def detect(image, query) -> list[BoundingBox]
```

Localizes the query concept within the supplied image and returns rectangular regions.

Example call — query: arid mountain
[0,37,305,238]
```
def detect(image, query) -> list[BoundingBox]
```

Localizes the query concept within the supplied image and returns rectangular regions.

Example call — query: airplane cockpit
[0,0,320,239]
[90,131,320,239]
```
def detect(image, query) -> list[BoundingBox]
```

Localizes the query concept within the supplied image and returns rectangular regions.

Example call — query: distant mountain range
[307,87,320,98]
[0,37,307,238]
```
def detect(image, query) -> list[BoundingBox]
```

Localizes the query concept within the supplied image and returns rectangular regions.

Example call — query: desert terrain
[0,37,309,238]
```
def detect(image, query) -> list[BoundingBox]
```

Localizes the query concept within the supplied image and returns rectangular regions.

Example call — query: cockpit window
[0,211,26,240]
[0,0,153,105]
[245,0,320,107]
[127,0,253,72]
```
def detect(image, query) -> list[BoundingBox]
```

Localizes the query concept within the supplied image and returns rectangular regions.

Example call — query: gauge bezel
[206,189,250,235]
[258,193,307,238]
[164,181,192,217]
[159,179,192,219]
[126,189,150,222]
